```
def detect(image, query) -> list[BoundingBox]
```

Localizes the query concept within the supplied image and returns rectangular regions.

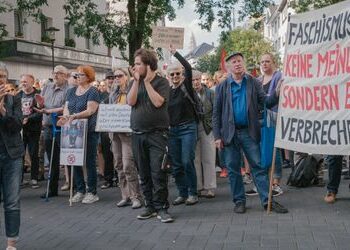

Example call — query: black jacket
[0,94,25,159]
[19,89,43,133]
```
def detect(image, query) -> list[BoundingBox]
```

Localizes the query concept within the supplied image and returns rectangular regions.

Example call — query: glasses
[170,72,181,77]
[106,76,115,80]
[0,74,7,79]
[115,74,124,78]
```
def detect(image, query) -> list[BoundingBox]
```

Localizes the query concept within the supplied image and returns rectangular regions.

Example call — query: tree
[291,0,345,13]
[1,0,278,64]
[196,54,220,75]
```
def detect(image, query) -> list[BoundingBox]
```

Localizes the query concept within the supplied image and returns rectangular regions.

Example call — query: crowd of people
[0,46,347,250]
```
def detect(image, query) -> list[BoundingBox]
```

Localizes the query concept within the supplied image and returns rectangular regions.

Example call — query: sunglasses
[115,74,124,78]
[106,76,116,80]
[170,72,181,77]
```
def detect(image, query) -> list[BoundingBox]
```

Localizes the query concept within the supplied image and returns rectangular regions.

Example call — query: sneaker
[272,184,283,197]
[117,199,131,207]
[185,195,199,205]
[6,246,16,250]
[157,210,174,223]
[172,196,186,206]
[82,193,99,204]
[220,168,228,178]
[131,199,142,209]
[206,190,215,198]
[265,201,288,213]
[245,187,258,196]
[243,173,252,184]
[100,181,113,189]
[31,179,40,189]
[324,192,336,203]
[234,202,246,214]
[137,207,157,220]
[60,182,70,191]
[70,192,85,203]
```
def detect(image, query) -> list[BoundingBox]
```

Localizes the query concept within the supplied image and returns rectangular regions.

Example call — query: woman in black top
[168,45,198,206]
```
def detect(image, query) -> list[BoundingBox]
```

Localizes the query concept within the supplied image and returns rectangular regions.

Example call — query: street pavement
[1,169,350,250]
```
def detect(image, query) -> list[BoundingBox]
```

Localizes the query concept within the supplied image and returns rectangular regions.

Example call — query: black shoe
[100,181,113,189]
[233,202,246,214]
[264,201,288,213]
[137,207,157,220]
[157,210,174,223]
[40,192,58,199]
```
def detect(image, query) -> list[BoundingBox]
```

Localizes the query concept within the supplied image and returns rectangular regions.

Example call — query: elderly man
[37,65,69,198]
[212,52,288,214]
[0,62,24,250]
[18,74,43,189]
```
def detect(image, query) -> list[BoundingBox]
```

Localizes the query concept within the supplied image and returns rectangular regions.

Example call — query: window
[14,10,23,36]
[41,16,53,42]
[85,38,91,50]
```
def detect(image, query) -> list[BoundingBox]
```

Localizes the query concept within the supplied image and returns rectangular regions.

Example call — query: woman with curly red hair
[58,65,101,204]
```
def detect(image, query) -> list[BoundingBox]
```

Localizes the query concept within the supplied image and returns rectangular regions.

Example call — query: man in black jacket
[0,62,24,250]
[19,74,43,189]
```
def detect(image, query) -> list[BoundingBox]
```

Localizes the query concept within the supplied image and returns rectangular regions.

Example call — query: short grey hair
[0,61,9,79]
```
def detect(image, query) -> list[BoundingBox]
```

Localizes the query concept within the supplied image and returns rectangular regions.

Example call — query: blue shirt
[230,75,248,126]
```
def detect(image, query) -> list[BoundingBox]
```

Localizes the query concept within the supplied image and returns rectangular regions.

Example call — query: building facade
[263,0,295,61]
[0,0,115,81]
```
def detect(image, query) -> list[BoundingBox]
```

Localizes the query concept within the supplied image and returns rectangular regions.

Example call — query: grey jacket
[212,73,278,145]
[0,94,24,159]
[198,85,215,135]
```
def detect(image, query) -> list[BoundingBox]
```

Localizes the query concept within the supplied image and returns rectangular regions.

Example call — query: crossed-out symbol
[67,154,76,164]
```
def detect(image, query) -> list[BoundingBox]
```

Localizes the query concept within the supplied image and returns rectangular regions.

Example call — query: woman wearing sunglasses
[58,65,101,204]
[109,68,143,209]
[167,45,198,206]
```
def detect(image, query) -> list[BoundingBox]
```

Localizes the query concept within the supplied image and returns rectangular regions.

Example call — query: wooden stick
[267,147,277,214]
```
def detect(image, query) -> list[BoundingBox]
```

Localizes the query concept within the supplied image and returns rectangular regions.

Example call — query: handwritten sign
[151,26,184,49]
[95,104,132,133]
[60,119,87,166]
[275,0,350,155]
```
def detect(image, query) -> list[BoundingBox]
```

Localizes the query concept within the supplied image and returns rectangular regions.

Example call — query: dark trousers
[43,127,61,195]
[132,131,169,211]
[326,155,343,194]
[23,130,41,181]
[101,132,114,183]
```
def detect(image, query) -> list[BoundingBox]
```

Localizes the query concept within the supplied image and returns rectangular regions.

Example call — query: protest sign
[60,119,88,166]
[95,104,132,133]
[275,0,350,155]
[151,26,184,49]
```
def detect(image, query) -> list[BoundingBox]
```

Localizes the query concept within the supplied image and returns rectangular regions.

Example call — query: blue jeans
[224,129,269,206]
[0,149,22,240]
[273,148,283,179]
[169,121,198,197]
[326,155,343,194]
[74,132,99,194]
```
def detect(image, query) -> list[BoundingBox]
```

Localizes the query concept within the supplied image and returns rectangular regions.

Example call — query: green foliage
[291,0,345,13]
[219,28,277,70]
[0,1,11,40]
[196,54,220,75]
[64,38,75,47]
[41,34,51,43]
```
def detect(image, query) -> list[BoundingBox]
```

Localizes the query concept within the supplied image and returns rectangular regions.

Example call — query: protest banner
[151,26,184,49]
[275,0,350,155]
[60,119,88,166]
[95,104,132,133]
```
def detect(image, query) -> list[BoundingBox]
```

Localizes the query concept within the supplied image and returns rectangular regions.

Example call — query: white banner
[60,119,88,166]
[275,0,350,155]
[95,104,132,133]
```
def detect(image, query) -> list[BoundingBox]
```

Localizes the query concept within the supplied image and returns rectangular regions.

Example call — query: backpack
[179,84,204,121]
[287,155,318,187]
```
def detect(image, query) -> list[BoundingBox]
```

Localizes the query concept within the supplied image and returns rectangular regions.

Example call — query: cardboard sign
[60,119,88,166]
[95,104,132,132]
[274,0,350,155]
[151,26,184,49]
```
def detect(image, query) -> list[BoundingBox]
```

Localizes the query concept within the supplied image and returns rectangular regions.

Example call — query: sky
[165,1,224,54]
